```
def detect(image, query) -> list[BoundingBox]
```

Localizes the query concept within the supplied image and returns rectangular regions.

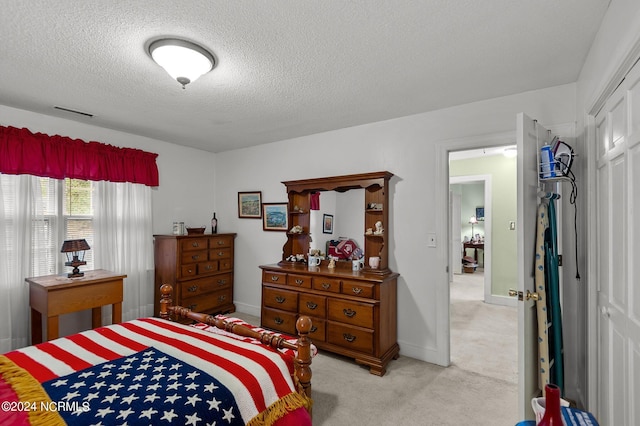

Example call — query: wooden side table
[27,269,126,344]
[463,242,484,263]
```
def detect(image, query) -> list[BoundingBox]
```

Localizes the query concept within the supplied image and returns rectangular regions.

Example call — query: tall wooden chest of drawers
[260,263,399,376]
[154,234,236,322]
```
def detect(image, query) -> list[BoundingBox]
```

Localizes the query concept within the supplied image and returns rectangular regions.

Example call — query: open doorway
[447,146,518,384]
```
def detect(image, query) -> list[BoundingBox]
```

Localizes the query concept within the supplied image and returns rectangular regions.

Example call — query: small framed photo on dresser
[238,191,262,218]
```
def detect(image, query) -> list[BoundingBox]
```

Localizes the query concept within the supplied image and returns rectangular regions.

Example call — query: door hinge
[558,254,562,266]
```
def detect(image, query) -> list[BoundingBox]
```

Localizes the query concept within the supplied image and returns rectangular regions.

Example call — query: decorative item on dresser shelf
[153,233,236,322]
[261,171,399,375]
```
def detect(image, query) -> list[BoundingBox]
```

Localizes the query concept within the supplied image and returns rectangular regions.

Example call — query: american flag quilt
[0,317,312,426]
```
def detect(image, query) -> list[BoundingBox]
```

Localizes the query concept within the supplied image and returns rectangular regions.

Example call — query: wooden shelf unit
[280,171,394,274]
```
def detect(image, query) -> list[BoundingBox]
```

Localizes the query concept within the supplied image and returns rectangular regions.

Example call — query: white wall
[215,83,577,363]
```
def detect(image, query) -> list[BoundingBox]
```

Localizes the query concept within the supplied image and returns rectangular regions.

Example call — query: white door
[594,59,640,426]
[516,113,553,419]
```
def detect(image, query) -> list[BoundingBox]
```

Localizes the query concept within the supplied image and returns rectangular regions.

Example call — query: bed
[0,283,313,425]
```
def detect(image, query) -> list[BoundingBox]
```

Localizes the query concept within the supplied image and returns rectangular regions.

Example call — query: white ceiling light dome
[148,38,215,88]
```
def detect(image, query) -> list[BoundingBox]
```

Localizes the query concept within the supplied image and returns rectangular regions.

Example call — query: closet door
[595,60,640,426]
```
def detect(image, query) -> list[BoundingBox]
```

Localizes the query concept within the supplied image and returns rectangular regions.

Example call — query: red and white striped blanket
[0,317,312,425]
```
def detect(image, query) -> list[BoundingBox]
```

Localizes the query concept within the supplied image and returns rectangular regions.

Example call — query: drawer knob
[217,251,225,257]
[306,302,318,310]
[192,254,200,261]
[218,295,226,302]
[274,317,284,325]
[295,279,304,285]
[188,285,198,292]
[271,276,279,282]
[191,242,200,247]
[188,304,197,311]
[322,283,331,290]
[217,279,227,285]
[352,287,363,295]
[343,333,356,342]
[205,264,213,270]
[217,240,225,245]
[275,296,286,304]
[310,326,318,333]
[343,308,356,318]
[187,269,193,274]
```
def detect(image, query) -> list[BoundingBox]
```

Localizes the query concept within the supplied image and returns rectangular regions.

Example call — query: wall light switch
[427,233,437,247]
[509,221,516,230]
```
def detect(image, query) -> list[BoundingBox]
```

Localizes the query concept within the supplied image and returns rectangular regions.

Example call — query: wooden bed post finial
[159,284,173,321]
[295,316,313,401]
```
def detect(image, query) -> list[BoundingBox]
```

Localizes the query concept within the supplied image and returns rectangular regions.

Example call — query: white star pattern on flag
[42,347,244,425]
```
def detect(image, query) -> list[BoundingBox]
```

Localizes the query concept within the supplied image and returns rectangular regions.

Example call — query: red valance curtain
[0,125,159,186]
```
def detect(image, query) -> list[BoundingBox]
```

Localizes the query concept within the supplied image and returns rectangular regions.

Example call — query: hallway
[450,270,518,384]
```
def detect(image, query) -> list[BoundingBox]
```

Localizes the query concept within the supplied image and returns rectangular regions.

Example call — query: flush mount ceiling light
[148,38,215,88]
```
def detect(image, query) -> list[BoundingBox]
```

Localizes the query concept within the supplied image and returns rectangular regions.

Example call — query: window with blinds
[35,178,94,276]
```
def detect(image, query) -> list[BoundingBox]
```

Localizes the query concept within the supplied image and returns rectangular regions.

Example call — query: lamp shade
[149,38,215,87]
[61,239,90,253]
[469,216,478,225]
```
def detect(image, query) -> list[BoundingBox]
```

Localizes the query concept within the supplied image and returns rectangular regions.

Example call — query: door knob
[508,289,540,301]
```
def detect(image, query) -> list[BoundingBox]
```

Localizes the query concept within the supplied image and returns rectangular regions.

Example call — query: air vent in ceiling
[53,105,94,118]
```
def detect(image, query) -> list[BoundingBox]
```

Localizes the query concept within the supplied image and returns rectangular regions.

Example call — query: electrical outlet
[427,233,437,247]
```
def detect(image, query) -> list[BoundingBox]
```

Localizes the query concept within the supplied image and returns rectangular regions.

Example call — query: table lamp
[469,216,478,241]
[61,239,90,278]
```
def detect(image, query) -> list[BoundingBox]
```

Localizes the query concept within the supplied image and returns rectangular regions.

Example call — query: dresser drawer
[307,318,326,343]
[299,294,326,317]
[262,270,286,285]
[181,238,208,252]
[263,287,298,312]
[198,261,219,275]
[312,277,341,293]
[342,280,375,299]
[181,250,207,265]
[181,288,232,313]
[181,264,197,277]
[211,273,233,288]
[179,275,231,298]
[327,299,374,329]
[327,322,374,354]
[209,247,232,261]
[262,307,297,335]
[287,274,312,289]
[209,235,233,249]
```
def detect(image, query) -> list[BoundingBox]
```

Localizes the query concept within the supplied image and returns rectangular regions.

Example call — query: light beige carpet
[235,271,519,425]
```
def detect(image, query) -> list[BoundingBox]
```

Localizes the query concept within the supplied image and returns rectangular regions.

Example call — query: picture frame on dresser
[238,191,262,218]
[262,203,288,231]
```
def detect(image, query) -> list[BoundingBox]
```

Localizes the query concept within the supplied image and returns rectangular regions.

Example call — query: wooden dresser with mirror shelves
[154,233,236,323]
[260,171,399,376]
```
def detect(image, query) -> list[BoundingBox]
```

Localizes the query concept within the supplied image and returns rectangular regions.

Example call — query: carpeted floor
[235,270,519,425]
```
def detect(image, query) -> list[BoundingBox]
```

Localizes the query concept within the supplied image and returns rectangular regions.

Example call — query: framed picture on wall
[262,203,288,231]
[476,207,485,221]
[323,214,334,234]
[238,191,262,218]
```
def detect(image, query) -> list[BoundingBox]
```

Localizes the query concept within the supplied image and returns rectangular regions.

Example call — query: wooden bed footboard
[158,283,312,402]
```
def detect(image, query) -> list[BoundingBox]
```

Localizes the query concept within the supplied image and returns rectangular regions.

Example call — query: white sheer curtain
[0,174,45,352]
[93,181,154,323]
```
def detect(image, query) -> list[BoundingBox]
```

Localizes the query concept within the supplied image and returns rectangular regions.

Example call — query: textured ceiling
[0,1,608,153]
